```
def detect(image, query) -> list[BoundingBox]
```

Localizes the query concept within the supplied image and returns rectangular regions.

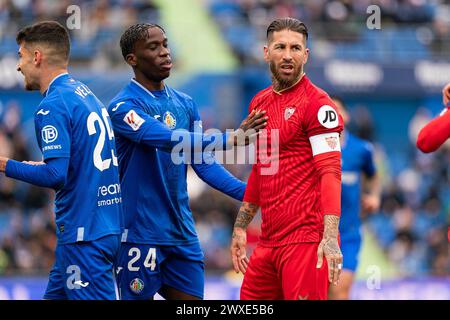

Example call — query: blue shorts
[44,234,121,300]
[116,241,205,300]
[340,236,362,273]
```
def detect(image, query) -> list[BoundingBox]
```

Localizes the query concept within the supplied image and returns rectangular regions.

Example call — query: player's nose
[282,50,293,62]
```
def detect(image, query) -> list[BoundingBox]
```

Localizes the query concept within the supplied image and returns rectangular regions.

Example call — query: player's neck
[40,68,68,94]
[272,72,304,94]
[133,74,165,92]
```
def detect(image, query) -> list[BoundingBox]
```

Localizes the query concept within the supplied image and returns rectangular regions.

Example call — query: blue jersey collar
[43,72,69,97]
[131,78,170,98]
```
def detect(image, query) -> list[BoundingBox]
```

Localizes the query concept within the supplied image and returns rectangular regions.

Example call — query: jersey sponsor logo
[123,110,145,131]
[317,105,339,129]
[112,101,125,112]
[37,109,50,116]
[163,111,177,129]
[130,278,144,294]
[284,106,296,120]
[41,125,58,143]
[97,183,122,207]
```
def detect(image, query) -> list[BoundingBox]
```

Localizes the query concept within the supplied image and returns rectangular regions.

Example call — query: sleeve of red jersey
[416,106,450,153]
[304,96,343,217]
[243,164,260,205]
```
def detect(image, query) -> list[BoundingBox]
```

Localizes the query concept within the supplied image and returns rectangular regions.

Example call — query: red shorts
[240,242,329,300]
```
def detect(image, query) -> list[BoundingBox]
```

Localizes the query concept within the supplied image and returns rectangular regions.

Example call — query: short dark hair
[16,21,70,62]
[120,23,165,60]
[266,18,308,42]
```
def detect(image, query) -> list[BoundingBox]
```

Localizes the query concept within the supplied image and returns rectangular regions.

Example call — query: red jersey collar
[272,73,307,95]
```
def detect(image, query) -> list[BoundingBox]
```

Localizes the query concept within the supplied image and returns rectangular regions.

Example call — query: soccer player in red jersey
[416,83,450,153]
[230,18,344,300]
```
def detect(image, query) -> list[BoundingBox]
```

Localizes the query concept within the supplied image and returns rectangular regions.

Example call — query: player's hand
[443,83,450,106]
[316,237,343,286]
[361,194,380,213]
[231,109,268,146]
[230,227,249,274]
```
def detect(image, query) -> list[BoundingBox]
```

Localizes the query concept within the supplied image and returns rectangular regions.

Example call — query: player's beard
[24,76,40,91]
[270,60,303,91]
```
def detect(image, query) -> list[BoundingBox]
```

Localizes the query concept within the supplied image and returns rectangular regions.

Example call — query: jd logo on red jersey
[317,105,339,129]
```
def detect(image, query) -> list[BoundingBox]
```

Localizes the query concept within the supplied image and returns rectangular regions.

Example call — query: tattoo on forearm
[234,202,258,230]
[323,214,340,238]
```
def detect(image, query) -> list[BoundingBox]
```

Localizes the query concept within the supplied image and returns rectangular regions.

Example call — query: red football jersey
[244,75,343,247]
[416,105,450,153]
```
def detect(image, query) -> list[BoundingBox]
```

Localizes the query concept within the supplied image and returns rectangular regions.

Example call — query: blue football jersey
[108,79,243,245]
[340,132,376,240]
[35,73,122,244]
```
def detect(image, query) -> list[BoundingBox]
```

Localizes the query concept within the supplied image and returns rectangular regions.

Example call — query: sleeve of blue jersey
[191,158,246,201]
[108,99,229,151]
[5,157,69,190]
[35,99,71,160]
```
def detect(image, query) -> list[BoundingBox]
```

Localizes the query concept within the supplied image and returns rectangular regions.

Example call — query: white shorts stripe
[121,229,128,243]
[76,227,84,242]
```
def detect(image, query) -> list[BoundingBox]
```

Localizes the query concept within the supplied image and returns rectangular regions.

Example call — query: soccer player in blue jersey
[108,23,267,300]
[328,97,381,300]
[0,21,122,300]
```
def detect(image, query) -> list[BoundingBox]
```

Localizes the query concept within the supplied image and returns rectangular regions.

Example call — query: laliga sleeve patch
[123,110,145,131]
[309,132,341,156]
[317,105,339,129]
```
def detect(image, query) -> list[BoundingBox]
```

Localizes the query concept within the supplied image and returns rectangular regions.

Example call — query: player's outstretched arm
[230,202,259,274]
[228,109,268,146]
[0,157,69,189]
[191,158,246,201]
[416,105,450,153]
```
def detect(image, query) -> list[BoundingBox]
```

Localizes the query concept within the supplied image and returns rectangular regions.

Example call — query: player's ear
[125,53,137,67]
[33,48,43,66]
[263,45,269,63]
[302,47,309,65]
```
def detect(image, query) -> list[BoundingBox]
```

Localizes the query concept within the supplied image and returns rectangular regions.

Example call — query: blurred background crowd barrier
[0,0,448,299]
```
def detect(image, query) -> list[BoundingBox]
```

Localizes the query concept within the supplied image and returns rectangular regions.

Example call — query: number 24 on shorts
[127,247,156,271]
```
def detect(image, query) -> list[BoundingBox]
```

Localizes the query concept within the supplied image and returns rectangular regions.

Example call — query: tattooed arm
[316,215,343,285]
[230,202,259,274]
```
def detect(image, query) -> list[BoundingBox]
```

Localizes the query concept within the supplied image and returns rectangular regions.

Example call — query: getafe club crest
[130,278,144,294]
[284,107,296,120]
[163,111,177,129]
